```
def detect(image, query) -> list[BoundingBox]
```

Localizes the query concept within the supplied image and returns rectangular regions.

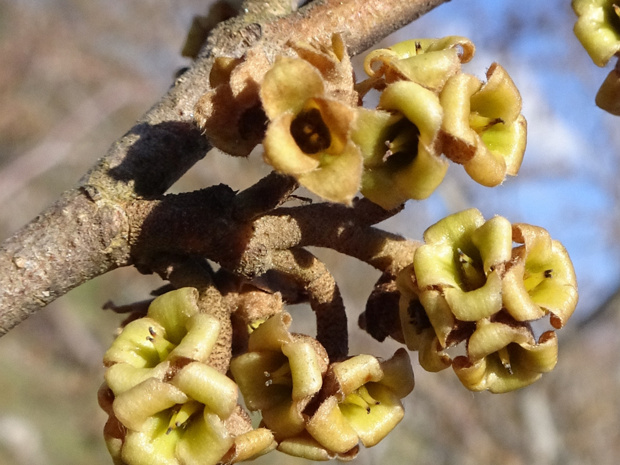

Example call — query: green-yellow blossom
[230,312,329,441]
[452,318,559,393]
[397,209,578,392]
[361,36,475,93]
[261,57,362,204]
[100,288,274,465]
[439,63,527,187]
[353,81,447,209]
[304,349,414,455]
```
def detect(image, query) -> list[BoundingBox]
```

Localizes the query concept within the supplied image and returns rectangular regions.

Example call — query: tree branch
[0,0,449,335]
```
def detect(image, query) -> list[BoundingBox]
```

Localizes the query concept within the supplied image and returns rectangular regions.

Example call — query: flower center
[146,326,175,362]
[166,401,202,434]
[383,118,420,170]
[264,362,293,387]
[497,346,513,375]
[341,385,380,414]
[290,108,332,154]
[469,113,504,134]
[456,248,486,291]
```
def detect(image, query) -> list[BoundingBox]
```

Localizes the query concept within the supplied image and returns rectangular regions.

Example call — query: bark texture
[0,0,449,335]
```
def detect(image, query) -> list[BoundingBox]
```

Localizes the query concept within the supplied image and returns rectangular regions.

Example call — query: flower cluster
[96,30,582,465]
[355,37,526,208]
[100,293,415,464]
[194,34,527,208]
[572,0,620,114]
[230,312,415,460]
[397,209,578,393]
[99,288,275,465]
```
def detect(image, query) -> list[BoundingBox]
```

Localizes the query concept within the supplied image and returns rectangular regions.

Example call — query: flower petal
[340,383,404,447]
[113,378,188,432]
[260,57,325,120]
[147,288,200,345]
[306,396,360,453]
[171,362,238,419]
[297,141,362,204]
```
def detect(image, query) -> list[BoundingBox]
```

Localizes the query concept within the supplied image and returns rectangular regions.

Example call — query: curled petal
[175,411,234,465]
[573,0,620,66]
[466,320,534,361]
[463,115,527,186]
[330,354,383,398]
[422,207,485,246]
[377,348,415,399]
[417,289,456,347]
[363,36,475,91]
[113,379,189,432]
[507,224,579,327]
[223,428,276,463]
[440,65,526,186]
[306,396,360,453]
[470,63,522,124]
[471,215,513,273]
[283,340,325,400]
[105,361,171,396]
[260,57,326,119]
[277,432,359,461]
[453,329,558,393]
[417,331,452,372]
[247,312,293,352]
[168,313,220,362]
[171,362,238,420]
[339,383,405,447]
[103,318,171,368]
[296,140,363,204]
[443,270,503,321]
[147,288,200,345]
[260,398,307,439]
[386,36,475,62]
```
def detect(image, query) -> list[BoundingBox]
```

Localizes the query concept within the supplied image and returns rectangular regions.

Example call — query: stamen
[166,402,201,434]
[290,108,331,154]
[457,248,484,290]
[498,347,513,375]
[342,385,380,414]
[263,363,292,387]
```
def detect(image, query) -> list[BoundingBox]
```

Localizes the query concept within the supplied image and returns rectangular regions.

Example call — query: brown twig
[270,248,349,361]
[0,0,449,336]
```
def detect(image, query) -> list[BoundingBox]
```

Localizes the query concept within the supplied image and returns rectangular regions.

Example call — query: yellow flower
[230,312,329,441]
[397,209,578,392]
[261,57,362,204]
[353,81,447,209]
[573,0,620,66]
[439,63,527,187]
[100,288,273,465]
[452,318,559,393]
[304,349,414,455]
[361,36,475,93]
[503,223,579,327]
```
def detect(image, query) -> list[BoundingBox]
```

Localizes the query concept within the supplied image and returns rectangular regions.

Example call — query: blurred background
[1,0,619,464]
